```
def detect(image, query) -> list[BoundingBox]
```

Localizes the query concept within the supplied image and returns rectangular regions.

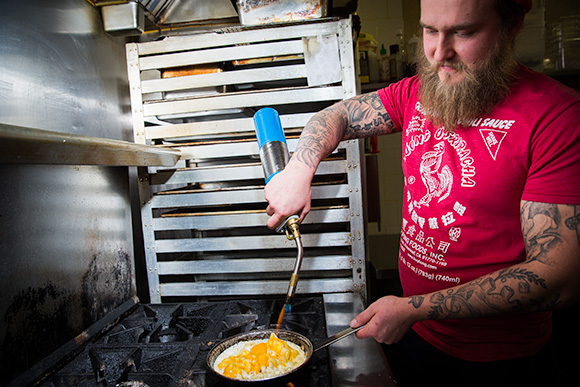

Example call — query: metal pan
[206,326,363,383]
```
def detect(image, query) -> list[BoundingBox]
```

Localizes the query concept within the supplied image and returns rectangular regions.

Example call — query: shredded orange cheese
[215,333,305,380]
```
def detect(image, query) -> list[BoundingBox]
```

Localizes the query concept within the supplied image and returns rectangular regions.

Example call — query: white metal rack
[126,17,367,303]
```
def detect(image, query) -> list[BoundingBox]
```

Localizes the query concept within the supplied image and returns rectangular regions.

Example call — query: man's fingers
[266,213,284,230]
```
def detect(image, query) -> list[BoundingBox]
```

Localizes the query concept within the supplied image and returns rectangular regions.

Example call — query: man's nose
[433,33,455,62]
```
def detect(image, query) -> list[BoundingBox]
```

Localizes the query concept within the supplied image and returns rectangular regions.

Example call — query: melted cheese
[214,333,307,380]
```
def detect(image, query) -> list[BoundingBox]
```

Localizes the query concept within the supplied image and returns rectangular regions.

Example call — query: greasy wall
[0,0,137,383]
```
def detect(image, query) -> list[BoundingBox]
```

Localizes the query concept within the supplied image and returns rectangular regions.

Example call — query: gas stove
[38,297,331,387]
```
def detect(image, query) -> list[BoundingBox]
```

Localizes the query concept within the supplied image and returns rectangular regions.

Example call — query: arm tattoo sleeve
[410,202,575,320]
[293,91,396,168]
[521,201,564,264]
[343,92,396,138]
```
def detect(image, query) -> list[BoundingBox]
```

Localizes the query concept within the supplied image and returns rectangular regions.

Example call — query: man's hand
[264,160,315,229]
[350,296,421,344]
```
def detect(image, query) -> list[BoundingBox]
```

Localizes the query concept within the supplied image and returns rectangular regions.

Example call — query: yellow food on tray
[214,333,307,380]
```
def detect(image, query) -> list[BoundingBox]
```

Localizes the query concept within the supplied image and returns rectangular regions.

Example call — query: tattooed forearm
[425,267,556,320]
[294,106,348,168]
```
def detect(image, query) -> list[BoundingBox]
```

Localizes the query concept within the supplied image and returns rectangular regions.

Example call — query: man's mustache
[430,60,468,72]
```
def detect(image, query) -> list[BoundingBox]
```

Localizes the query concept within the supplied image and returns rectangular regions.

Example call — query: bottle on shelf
[358,32,379,84]
[379,44,390,82]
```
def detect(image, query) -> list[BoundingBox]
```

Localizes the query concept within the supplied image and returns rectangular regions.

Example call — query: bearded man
[262,0,580,385]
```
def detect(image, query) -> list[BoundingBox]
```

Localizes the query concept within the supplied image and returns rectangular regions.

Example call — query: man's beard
[416,32,518,131]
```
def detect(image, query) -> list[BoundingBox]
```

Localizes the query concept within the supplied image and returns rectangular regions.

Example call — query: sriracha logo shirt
[398,100,523,291]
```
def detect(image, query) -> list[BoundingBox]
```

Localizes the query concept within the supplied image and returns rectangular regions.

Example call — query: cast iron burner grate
[39,297,330,387]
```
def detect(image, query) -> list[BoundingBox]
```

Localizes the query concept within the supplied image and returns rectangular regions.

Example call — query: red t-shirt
[378,65,580,361]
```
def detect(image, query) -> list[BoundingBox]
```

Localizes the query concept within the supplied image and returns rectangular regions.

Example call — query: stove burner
[89,347,141,385]
[39,297,330,387]
[270,298,322,335]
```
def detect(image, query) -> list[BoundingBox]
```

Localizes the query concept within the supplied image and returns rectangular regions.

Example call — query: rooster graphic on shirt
[414,142,453,208]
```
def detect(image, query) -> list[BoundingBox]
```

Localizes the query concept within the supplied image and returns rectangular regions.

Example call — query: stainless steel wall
[0,0,136,382]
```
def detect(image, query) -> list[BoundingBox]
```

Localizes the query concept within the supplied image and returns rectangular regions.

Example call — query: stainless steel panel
[324,293,396,386]
[155,232,352,253]
[175,138,341,162]
[142,64,307,94]
[136,21,345,55]
[161,0,238,24]
[149,159,346,186]
[151,164,264,185]
[0,124,180,166]
[144,112,313,140]
[150,184,350,208]
[152,208,350,230]
[143,86,344,117]
[157,255,353,275]
[0,0,137,381]
[140,39,304,70]
[101,2,145,36]
[146,113,313,139]
[160,278,354,297]
[176,139,278,160]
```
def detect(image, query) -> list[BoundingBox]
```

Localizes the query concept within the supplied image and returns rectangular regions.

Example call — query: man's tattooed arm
[292,91,397,169]
[408,201,580,321]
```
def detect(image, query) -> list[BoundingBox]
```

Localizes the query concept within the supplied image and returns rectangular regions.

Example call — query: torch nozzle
[276,215,301,240]
[285,217,301,240]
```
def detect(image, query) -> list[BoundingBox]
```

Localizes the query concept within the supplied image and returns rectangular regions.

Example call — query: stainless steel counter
[324,293,397,386]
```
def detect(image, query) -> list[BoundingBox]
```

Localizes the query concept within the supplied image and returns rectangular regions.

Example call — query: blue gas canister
[253,108,290,183]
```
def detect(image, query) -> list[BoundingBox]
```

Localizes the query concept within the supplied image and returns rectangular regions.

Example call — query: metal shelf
[0,123,180,167]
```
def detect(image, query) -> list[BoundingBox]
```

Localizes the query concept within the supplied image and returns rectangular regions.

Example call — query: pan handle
[313,325,364,352]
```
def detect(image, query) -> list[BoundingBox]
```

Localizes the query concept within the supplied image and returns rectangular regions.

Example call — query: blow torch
[253,108,304,312]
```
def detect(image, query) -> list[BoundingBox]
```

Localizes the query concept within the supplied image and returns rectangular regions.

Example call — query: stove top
[39,297,330,387]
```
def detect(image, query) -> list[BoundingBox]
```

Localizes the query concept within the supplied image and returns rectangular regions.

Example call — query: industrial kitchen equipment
[8,16,395,387]
[127,17,366,305]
